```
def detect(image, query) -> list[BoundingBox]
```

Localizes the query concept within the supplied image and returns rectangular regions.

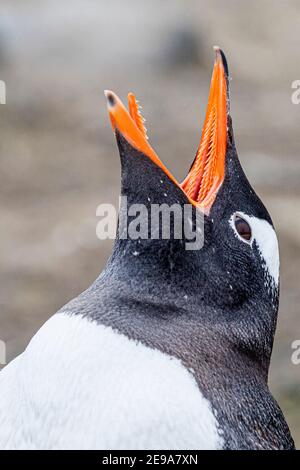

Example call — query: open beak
[105,46,228,214]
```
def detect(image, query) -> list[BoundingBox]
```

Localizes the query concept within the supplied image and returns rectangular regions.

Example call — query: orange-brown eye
[234,216,252,241]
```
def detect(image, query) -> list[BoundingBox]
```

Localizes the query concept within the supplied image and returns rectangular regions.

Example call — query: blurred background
[0,0,299,446]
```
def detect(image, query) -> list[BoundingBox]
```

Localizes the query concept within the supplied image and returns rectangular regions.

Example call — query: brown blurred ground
[0,0,299,446]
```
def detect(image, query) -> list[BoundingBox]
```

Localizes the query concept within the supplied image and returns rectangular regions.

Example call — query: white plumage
[0,313,222,450]
[230,213,279,285]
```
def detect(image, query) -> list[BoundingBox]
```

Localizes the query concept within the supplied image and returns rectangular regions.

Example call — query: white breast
[0,313,223,450]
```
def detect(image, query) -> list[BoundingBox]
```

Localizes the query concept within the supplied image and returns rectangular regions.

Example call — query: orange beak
[105,46,228,214]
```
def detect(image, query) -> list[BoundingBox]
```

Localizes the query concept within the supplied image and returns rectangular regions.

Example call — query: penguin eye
[234,215,252,242]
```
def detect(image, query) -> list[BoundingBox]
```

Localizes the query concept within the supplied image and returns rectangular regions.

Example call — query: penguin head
[104,48,279,368]
[206,117,279,308]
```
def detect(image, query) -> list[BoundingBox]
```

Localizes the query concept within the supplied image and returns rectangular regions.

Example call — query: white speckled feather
[230,213,279,285]
[0,313,222,450]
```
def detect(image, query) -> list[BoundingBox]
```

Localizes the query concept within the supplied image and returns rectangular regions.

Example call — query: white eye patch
[229,212,279,286]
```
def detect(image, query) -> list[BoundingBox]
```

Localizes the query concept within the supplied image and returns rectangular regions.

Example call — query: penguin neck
[99,227,275,381]
[105,234,203,309]
[97,246,272,387]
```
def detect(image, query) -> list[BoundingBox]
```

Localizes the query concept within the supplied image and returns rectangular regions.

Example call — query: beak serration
[181,46,228,213]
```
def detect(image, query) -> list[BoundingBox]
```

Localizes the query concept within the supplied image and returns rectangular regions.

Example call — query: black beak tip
[219,49,229,79]
[213,45,229,79]
[104,90,116,107]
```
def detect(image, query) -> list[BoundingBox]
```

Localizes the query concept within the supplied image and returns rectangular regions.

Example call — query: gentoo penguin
[0,48,295,450]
